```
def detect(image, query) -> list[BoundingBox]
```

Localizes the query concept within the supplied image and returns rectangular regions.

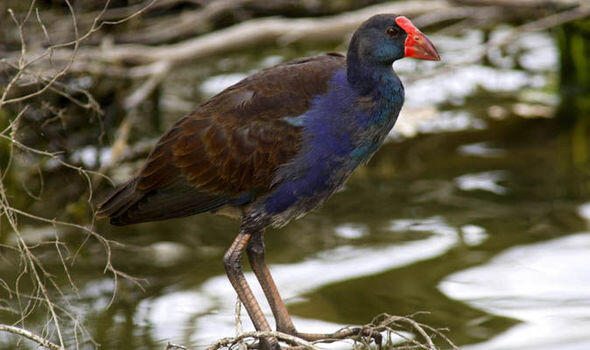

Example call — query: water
[1,27,589,350]
[442,232,590,350]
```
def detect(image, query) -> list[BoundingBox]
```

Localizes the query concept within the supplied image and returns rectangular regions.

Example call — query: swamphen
[97,14,439,349]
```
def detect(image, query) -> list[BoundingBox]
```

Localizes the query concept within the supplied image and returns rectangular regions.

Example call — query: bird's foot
[256,337,281,350]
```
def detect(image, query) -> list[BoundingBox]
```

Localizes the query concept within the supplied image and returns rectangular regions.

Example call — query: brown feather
[98,53,345,224]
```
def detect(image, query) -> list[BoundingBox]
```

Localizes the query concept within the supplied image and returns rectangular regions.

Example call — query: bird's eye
[386,26,399,37]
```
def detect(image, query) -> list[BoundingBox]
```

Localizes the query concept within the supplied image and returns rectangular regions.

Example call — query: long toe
[260,338,282,350]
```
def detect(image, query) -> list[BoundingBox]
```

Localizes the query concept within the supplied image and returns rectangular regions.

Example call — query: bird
[97,13,439,349]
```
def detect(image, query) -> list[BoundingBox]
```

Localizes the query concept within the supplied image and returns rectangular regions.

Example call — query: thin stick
[0,324,64,350]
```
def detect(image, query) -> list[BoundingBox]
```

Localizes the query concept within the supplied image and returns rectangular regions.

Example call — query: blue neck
[347,61,396,96]
[346,33,402,96]
[346,49,404,127]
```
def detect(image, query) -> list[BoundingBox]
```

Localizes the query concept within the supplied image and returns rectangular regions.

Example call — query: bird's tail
[95,179,143,224]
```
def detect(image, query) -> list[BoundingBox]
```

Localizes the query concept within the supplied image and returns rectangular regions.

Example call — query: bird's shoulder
[136,53,346,197]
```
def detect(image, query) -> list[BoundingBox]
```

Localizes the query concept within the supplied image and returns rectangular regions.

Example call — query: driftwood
[452,0,579,8]
[2,0,587,74]
[7,0,582,73]
[57,0,450,66]
[35,0,396,46]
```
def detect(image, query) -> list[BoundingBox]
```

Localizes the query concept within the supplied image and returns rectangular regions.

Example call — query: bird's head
[350,14,440,64]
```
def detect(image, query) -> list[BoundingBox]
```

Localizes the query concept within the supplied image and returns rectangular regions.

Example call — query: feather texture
[97,53,345,225]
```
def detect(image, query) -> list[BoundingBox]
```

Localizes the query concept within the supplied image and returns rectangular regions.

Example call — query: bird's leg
[245,231,381,346]
[246,229,297,335]
[223,229,280,350]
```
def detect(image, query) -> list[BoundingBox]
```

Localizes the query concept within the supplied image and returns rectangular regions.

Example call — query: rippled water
[442,232,590,350]
[1,26,589,350]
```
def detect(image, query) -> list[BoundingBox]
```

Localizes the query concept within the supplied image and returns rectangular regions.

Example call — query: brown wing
[137,53,345,196]
[98,53,345,225]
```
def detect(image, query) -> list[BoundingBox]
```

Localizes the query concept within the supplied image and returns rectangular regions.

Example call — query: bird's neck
[346,52,400,97]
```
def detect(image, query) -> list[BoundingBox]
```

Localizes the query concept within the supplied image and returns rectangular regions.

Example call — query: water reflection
[139,214,463,346]
[458,142,506,158]
[333,224,368,239]
[455,171,508,195]
[440,232,590,350]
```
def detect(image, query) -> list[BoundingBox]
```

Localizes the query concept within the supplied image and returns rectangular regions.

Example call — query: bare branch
[47,0,449,66]
[0,324,64,350]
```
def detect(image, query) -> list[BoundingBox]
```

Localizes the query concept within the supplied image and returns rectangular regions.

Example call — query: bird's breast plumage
[260,68,404,226]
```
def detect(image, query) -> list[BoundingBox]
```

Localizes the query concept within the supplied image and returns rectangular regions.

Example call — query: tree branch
[0,324,64,350]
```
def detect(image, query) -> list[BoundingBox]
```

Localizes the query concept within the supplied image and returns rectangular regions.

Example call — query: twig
[235,300,247,350]
[0,324,64,350]
[208,312,457,350]
[0,0,157,108]
[0,2,151,348]
[513,2,590,32]
[206,330,318,350]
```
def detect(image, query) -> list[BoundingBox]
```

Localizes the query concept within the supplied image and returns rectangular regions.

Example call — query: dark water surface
[1,28,589,350]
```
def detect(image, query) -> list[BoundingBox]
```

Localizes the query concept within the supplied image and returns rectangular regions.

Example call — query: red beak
[395,16,440,61]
